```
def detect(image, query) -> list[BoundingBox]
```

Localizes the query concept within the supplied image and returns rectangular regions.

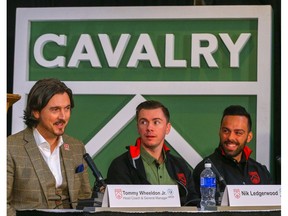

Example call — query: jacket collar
[219,145,252,161]
[129,137,170,160]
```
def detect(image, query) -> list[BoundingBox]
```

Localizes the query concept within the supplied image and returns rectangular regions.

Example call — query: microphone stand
[79,153,106,211]
[92,180,101,198]
[215,181,224,206]
[92,179,106,199]
[76,177,106,210]
[76,182,104,210]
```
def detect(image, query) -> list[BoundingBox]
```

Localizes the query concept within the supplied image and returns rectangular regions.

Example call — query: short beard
[220,140,246,159]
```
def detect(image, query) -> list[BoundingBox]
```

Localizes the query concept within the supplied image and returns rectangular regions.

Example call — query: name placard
[102,184,181,207]
[221,185,281,206]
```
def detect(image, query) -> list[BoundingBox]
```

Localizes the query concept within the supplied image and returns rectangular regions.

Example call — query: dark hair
[136,100,170,122]
[221,105,252,132]
[23,78,74,128]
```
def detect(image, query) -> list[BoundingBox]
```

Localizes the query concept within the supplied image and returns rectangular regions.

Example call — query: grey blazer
[7,128,92,216]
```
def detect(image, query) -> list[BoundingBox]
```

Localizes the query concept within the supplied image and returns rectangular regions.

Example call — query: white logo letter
[191,34,218,68]
[165,34,187,68]
[99,34,131,68]
[68,34,101,68]
[127,34,160,68]
[220,33,251,68]
[34,34,66,68]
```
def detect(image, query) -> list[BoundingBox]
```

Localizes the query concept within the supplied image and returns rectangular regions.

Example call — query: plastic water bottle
[200,163,216,210]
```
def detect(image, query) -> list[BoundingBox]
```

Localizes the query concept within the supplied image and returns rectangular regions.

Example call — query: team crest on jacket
[64,143,70,151]
[249,171,260,184]
[177,173,186,186]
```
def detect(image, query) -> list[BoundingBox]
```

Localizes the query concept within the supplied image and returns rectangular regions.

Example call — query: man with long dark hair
[7,78,91,215]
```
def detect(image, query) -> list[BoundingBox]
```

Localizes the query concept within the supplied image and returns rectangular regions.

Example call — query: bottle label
[200,177,216,188]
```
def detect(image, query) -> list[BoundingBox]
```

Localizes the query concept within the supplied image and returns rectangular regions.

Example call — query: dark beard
[220,140,246,159]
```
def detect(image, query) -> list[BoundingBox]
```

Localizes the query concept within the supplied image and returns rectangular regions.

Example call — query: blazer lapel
[23,128,49,203]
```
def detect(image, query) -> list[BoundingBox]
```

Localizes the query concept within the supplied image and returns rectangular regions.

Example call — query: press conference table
[17,206,281,216]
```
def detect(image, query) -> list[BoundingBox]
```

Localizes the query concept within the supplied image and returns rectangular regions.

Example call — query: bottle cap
[204,163,212,168]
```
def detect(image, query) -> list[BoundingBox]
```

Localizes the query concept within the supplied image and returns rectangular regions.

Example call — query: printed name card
[221,185,281,206]
[102,184,181,207]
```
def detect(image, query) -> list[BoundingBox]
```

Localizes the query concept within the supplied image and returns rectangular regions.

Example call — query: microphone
[83,153,106,193]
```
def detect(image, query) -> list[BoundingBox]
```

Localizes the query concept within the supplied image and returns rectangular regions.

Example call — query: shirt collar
[140,144,166,165]
[33,128,64,148]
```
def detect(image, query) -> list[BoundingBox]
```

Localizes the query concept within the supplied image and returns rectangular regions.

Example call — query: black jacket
[106,138,199,206]
[193,145,273,203]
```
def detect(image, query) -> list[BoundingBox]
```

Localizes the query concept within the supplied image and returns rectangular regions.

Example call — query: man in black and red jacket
[106,100,198,206]
[193,105,272,205]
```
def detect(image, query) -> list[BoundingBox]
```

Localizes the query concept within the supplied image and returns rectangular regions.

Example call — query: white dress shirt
[33,128,64,188]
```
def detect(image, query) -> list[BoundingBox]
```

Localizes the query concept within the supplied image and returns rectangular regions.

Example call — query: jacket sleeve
[260,164,273,184]
[7,148,16,216]
[106,154,136,184]
[192,161,205,197]
[167,154,199,206]
[183,166,200,206]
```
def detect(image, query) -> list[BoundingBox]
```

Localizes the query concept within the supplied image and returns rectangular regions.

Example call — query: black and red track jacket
[106,138,199,206]
[192,145,273,201]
